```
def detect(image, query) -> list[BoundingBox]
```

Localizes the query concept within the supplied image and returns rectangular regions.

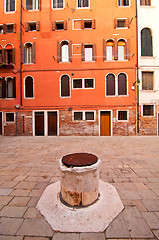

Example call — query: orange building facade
[0,0,137,136]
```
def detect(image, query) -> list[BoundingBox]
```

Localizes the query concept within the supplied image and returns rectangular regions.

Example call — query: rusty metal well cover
[62,153,98,167]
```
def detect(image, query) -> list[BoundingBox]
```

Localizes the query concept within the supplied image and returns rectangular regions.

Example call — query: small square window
[84,20,92,29]
[56,22,64,30]
[118,111,128,121]
[117,20,126,28]
[84,79,94,88]
[6,24,14,33]
[74,112,83,120]
[29,22,36,31]
[73,79,82,88]
[85,112,94,120]
[143,105,154,116]
[6,113,14,122]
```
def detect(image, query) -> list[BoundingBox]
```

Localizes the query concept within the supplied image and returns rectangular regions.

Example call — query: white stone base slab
[36,180,124,232]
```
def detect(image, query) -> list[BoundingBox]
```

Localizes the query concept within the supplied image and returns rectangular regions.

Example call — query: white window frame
[77,0,90,8]
[73,110,96,122]
[117,110,129,122]
[52,0,64,9]
[5,112,15,123]
[5,0,16,13]
[72,78,95,89]
[117,0,130,7]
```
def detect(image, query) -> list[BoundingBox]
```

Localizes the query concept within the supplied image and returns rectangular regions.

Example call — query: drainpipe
[20,0,23,107]
[136,0,139,134]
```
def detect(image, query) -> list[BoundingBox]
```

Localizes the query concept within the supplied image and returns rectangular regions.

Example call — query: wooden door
[0,112,2,135]
[48,112,57,136]
[35,112,44,136]
[100,111,111,136]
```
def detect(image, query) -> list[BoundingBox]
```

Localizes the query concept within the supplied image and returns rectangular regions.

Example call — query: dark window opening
[85,79,94,88]
[56,22,64,30]
[84,21,92,29]
[6,24,14,33]
[140,0,151,6]
[61,75,70,97]
[74,112,83,120]
[29,22,36,31]
[6,49,13,64]
[141,28,153,56]
[118,73,127,95]
[6,113,14,122]
[6,0,15,12]
[106,74,115,96]
[73,79,82,88]
[117,20,126,28]
[0,78,2,98]
[118,0,129,6]
[143,105,154,116]
[78,0,89,7]
[25,76,33,98]
[53,0,63,8]
[142,72,153,90]
[118,111,127,120]
[85,112,94,120]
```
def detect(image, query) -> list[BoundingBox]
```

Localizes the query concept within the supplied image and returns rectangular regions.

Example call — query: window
[81,19,96,29]
[106,74,115,96]
[24,43,36,64]
[5,0,15,12]
[7,77,16,98]
[61,75,70,97]
[6,24,13,33]
[26,0,40,10]
[25,76,34,98]
[106,40,114,61]
[4,44,15,64]
[78,0,89,8]
[118,0,129,6]
[140,0,151,6]
[142,72,153,90]
[0,48,2,63]
[118,73,127,95]
[25,22,40,32]
[73,111,95,121]
[0,24,16,34]
[73,78,94,89]
[0,25,3,34]
[117,19,126,28]
[141,28,153,56]
[82,44,96,62]
[6,113,14,122]
[57,41,72,63]
[53,0,63,8]
[52,20,67,31]
[143,105,154,116]
[73,79,82,88]
[118,111,128,121]
[118,40,126,60]
[0,78,2,98]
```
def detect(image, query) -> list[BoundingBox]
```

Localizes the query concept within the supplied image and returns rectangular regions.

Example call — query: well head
[62,153,98,167]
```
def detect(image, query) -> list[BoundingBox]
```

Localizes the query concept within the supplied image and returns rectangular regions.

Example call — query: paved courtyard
[0,136,159,240]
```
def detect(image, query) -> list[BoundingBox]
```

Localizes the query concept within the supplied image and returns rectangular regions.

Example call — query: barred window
[118,111,128,121]
[143,105,154,116]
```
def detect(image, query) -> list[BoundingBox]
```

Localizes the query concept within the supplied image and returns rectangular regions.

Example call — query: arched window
[106,74,115,96]
[106,40,114,60]
[6,77,16,98]
[4,44,15,64]
[24,42,35,64]
[61,75,70,97]
[118,73,127,95]
[141,28,153,56]
[61,41,69,62]
[25,76,34,98]
[57,40,72,62]
[118,39,126,60]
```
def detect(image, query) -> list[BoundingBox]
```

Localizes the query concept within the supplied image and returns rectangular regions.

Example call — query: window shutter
[13,23,16,33]
[3,49,6,63]
[93,43,96,61]
[32,42,36,63]
[64,20,67,30]
[12,48,15,64]
[114,38,118,60]
[126,39,130,60]
[126,18,130,28]
[118,73,127,95]
[81,43,85,61]
[103,39,106,61]
[106,74,115,96]
[2,49,5,63]
[92,19,96,29]
[114,19,117,28]
[81,20,84,29]
[21,45,25,64]
[25,22,29,32]
[38,0,40,9]
[3,24,6,34]
[57,41,61,62]
[13,77,16,98]
[2,77,6,98]
[52,21,56,31]
[36,21,40,31]
[61,75,70,97]
[69,41,72,62]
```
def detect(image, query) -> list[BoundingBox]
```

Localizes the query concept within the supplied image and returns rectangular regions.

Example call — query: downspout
[136,0,139,134]
[20,0,23,107]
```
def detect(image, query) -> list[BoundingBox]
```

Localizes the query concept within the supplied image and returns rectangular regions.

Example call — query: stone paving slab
[0,136,159,239]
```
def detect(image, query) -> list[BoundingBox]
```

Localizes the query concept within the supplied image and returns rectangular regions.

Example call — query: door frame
[99,110,113,136]
[0,111,3,135]
[33,110,59,136]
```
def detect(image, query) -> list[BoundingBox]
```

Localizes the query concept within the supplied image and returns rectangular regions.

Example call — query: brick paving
[0,136,159,239]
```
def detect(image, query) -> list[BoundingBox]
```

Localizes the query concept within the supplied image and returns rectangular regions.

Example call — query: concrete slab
[37,180,124,232]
